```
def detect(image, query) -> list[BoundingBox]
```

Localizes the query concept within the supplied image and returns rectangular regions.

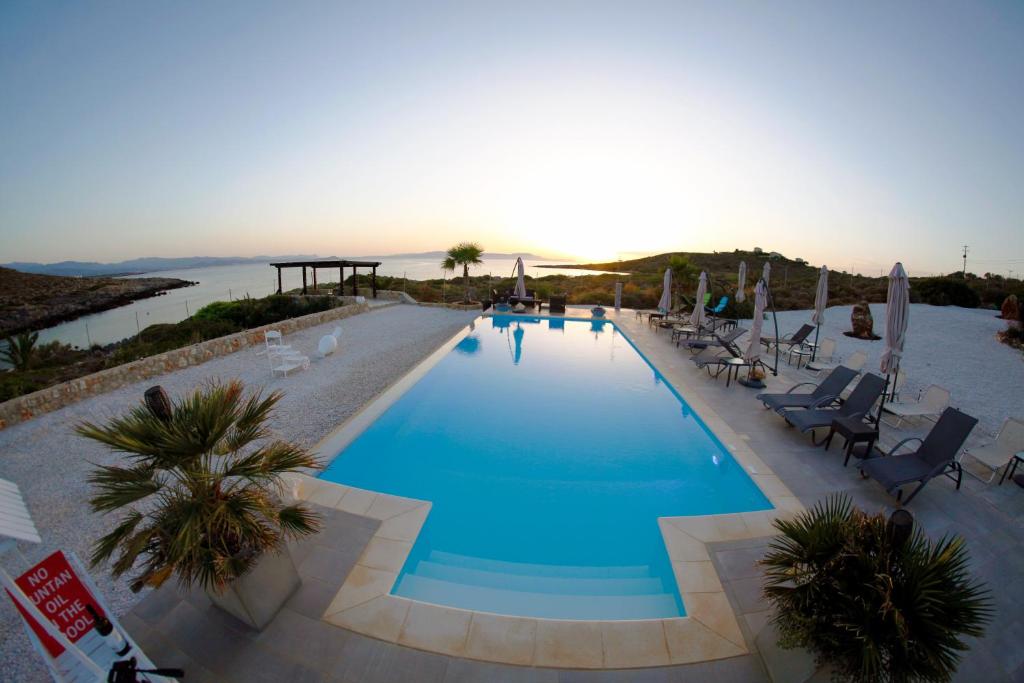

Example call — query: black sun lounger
[756,366,858,414]
[760,323,814,352]
[783,373,887,441]
[859,407,977,505]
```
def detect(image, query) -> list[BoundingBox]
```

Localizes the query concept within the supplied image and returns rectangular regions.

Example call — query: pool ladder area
[394,549,682,620]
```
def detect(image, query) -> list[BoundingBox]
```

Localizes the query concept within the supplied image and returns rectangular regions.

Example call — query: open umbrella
[513,257,527,299]
[762,261,771,285]
[879,262,910,407]
[736,262,747,303]
[689,271,708,329]
[811,265,829,360]
[658,268,672,312]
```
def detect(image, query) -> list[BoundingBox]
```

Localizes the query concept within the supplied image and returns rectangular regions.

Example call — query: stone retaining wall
[0,300,396,430]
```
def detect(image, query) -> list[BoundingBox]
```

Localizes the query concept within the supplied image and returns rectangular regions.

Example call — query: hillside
[0,267,193,337]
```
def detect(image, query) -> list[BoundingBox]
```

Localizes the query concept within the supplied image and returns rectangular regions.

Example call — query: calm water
[319,315,771,619]
[33,257,605,348]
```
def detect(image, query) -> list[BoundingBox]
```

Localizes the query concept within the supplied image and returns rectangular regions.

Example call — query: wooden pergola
[270,259,382,297]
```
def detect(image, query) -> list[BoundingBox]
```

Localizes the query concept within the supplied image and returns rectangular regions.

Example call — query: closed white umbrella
[736,262,747,302]
[689,271,708,329]
[878,262,910,416]
[513,257,527,298]
[762,261,771,285]
[745,279,768,362]
[880,262,910,376]
[810,265,828,360]
[658,268,672,312]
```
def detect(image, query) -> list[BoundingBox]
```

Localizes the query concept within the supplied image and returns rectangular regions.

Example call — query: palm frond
[78,380,321,591]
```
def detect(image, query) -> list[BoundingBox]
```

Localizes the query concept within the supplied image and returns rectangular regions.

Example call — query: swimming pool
[320,315,771,620]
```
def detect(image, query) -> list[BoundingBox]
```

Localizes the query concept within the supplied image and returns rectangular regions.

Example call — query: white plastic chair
[264,330,309,376]
[881,384,951,427]
[803,338,837,373]
[959,417,1024,483]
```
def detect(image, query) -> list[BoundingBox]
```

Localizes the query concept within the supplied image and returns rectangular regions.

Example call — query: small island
[0,266,193,337]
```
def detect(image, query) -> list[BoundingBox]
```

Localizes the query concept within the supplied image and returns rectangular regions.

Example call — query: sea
[32,257,610,348]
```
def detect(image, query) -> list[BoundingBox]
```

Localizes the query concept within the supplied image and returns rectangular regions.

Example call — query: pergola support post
[302,267,307,295]
[372,266,377,298]
[276,267,282,294]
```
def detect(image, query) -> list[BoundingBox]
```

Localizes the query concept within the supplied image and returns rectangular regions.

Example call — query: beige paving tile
[671,561,723,593]
[335,487,378,515]
[398,601,472,656]
[600,620,671,667]
[533,620,604,668]
[659,520,710,562]
[306,481,349,508]
[663,617,746,664]
[376,505,430,542]
[325,595,410,642]
[365,492,429,521]
[740,510,782,537]
[669,514,750,543]
[684,591,746,649]
[464,613,537,666]
[324,564,397,616]
[357,537,413,572]
[751,473,791,498]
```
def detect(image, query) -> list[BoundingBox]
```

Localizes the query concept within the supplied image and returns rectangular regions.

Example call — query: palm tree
[1,331,39,371]
[76,381,321,592]
[668,254,695,309]
[442,242,485,302]
[762,495,991,682]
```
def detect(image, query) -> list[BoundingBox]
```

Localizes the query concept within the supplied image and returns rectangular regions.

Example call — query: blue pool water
[320,315,771,620]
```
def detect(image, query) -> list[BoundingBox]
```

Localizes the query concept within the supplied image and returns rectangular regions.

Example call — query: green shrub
[912,278,981,308]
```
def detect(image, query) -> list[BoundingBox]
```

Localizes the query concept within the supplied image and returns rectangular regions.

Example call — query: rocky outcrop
[0,266,193,336]
[847,300,880,340]
[1001,294,1019,321]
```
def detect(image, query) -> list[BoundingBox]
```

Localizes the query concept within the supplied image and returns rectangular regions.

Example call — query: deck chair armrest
[786,382,818,394]
[809,394,840,409]
[888,437,923,456]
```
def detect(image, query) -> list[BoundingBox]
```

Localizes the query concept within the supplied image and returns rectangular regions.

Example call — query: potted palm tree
[77,381,321,630]
[760,495,991,683]
[442,242,485,303]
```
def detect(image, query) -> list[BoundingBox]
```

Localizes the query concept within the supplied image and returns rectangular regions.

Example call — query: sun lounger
[760,323,814,353]
[677,326,746,351]
[958,417,1024,483]
[691,345,730,370]
[881,384,950,427]
[756,366,858,414]
[782,373,887,440]
[860,407,978,504]
[808,348,866,375]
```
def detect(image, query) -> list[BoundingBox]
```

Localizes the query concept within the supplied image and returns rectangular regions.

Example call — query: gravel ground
[0,303,475,681]
[742,303,1023,435]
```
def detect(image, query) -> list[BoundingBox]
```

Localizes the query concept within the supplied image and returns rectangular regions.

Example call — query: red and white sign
[6,550,105,657]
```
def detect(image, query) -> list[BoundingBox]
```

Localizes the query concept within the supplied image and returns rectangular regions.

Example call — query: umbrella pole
[876,360,898,425]
[768,279,780,375]
[812,324,820,361]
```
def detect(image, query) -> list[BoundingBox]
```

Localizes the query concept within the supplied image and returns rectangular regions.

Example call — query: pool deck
[120,306,1024,682]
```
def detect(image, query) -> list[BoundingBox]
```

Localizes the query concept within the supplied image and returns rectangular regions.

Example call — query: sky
[1,1,1022,276]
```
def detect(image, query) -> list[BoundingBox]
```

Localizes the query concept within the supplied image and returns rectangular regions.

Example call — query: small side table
[825,416,879,466]
[999,452,1024,485]
[717,357,748,388]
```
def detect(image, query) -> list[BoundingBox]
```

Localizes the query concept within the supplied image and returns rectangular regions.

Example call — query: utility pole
[961,245,969,279]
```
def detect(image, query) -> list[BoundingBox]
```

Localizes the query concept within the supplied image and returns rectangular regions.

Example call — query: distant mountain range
[3,252,551,277]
